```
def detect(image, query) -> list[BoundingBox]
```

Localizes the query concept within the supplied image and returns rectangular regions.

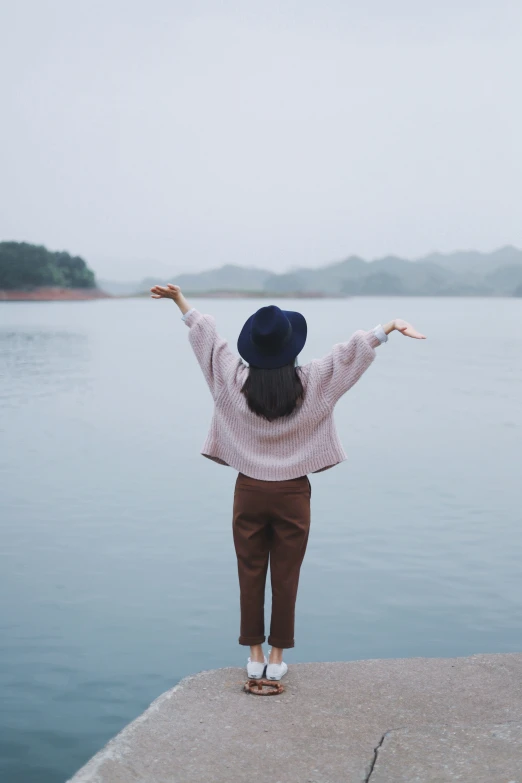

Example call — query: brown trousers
[232,472,311,649]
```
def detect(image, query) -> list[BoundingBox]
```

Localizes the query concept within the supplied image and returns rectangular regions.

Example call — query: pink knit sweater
[184,308,384,481]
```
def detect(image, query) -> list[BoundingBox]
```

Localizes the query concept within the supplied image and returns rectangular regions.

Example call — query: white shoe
[247,655,267,679]
[266,661,288,680]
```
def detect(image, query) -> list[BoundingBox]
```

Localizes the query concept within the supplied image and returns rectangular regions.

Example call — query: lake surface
[1,296,521,782]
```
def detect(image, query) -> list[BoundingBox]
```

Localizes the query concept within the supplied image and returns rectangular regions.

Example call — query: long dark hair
[241,361,304,421]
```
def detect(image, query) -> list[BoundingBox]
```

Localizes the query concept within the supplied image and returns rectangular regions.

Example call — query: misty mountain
[418,245,522,275]
[98,279,146,296]
[164,264,271,292]
[130,246,522,297]
[484,264,522,295]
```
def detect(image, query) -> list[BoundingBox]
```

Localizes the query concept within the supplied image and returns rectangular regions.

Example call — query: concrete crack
[363,729,389,782]
[362,717,522,782]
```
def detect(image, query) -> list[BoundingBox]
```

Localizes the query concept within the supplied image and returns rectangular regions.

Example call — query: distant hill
[0,242,97,290]
[98,279,145,296]
[141,264,271,294]
[5,242,521,297]
[418,246,522,275]
[134,246,522,297]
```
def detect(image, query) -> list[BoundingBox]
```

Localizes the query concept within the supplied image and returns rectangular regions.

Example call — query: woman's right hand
[384,319,426,339]
[150,284,191,315]
[150,283,182,301]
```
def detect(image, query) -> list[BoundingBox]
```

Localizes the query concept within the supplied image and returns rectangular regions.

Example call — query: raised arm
[151,284,239,398]
[310,318,426,406]
[151,283,192,314]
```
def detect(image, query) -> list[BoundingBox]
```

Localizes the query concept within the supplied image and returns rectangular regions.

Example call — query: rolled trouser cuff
[239,635,266,645]
[268,636,294,649]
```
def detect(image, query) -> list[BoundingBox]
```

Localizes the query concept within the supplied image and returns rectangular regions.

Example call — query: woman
[151,283,426,681]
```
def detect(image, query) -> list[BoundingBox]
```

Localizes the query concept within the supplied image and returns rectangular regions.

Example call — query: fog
[1,0,520,280]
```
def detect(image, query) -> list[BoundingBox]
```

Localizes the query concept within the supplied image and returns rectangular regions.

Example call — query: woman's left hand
[384,319,427,339]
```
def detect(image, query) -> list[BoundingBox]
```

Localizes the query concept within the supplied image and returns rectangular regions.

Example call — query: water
[1,296,521,782]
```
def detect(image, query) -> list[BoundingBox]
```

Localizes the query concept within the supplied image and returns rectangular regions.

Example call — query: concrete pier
[68,652,522,782]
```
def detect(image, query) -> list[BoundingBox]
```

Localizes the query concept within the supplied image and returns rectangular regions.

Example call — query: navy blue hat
[237,305,307,369]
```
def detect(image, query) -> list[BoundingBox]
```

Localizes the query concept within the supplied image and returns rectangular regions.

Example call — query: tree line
[0,242,96,289]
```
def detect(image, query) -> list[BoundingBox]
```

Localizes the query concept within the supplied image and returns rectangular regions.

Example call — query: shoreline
[2,288,521,301]
[0,287,112,301]
[132,289,351,299]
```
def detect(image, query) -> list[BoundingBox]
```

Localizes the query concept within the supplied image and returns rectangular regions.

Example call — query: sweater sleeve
[183,308,239,399]
[310,329,381,406]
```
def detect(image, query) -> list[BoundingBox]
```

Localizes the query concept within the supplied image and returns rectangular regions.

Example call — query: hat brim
[237,310,307,369]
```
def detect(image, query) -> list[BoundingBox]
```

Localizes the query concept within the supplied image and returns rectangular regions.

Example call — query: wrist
[383,320,396,335]
[176,295,191,315]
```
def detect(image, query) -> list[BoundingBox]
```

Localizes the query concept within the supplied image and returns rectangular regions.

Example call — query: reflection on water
[1,297,521,782]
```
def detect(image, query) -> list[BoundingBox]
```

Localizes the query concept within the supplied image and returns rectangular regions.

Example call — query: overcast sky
[1,1,521,281]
